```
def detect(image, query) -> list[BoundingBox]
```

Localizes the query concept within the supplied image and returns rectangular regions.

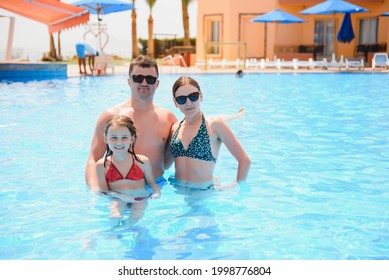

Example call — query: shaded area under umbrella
[337,12,354,43]
[72,0,134,51]
[251,9,306,58]
[301,0,369,49]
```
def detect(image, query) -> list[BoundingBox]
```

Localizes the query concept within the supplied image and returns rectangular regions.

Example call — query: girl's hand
[149,192,161,199]
[102,190,136,203]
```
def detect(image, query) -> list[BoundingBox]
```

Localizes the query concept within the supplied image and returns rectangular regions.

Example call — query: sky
[0,0,198,60]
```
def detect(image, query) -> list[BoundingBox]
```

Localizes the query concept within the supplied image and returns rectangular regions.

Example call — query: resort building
[195,0,389,66]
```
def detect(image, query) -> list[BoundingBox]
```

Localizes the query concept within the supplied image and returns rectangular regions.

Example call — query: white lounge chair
[294,58,314,70]
[259,58,281,70]
[372,53,388,70]
[224,58,241,68]
[345,58,364,71]
[208,58,225,68]
[327,53,345,70]
[311,58,328,70]
[279,59,297,70]
[245,58,259,69]
[195,59,205,67]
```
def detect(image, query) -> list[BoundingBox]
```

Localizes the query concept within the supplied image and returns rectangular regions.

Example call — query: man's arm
[85,113,110,192]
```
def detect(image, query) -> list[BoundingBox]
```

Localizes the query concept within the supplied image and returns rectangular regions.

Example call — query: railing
[274,45,324,60]
[165,46,196,56]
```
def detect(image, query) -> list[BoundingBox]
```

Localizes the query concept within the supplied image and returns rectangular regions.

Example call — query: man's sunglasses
[131,74,157,85]
[174,92,200,105]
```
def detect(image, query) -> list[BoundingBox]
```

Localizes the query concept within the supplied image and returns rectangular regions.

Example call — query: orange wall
[197,0,389,61]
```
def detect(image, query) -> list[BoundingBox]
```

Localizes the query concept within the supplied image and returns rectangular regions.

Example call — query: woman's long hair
[103,115,144,167]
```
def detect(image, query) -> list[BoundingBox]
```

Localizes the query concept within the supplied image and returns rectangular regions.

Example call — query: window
[359,18,378,44]
[205,15,222,55]
[314,19,335,58]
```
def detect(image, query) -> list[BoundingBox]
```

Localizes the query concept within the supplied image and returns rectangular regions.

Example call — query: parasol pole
[264,22,267,58]
[332,12,337,57]
[97,4,102,52]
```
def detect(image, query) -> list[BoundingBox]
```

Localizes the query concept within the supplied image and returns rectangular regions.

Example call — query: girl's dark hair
[103,115,143,167]
[172,76,201,97]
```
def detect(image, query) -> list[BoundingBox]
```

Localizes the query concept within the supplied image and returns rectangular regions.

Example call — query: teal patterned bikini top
[170,114,217,163]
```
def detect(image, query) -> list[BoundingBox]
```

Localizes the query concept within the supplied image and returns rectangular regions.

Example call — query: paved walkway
[67,62,388,78]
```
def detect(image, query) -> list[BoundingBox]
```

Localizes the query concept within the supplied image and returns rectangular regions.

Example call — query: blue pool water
[0,73,388,260]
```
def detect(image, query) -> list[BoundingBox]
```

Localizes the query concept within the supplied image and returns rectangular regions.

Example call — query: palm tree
[49,34,57,60]
[131,0,139,58]
[57,31,62,60]
[181,0,194,46]
[144,0,156,57]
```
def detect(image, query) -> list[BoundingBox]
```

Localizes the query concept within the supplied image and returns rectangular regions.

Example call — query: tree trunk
[57,31,62,60]
[148,15,154,57]
[132,9,139,58]
[49,34,57,60]
[182,2,190,46]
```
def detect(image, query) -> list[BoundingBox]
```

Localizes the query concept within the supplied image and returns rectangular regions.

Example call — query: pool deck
[67,62,389,77]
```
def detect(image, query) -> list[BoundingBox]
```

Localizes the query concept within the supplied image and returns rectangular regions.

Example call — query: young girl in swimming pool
[169,76,251,190]
[96,115,160,226]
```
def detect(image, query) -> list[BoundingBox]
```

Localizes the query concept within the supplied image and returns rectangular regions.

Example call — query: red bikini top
[106,155,144,183]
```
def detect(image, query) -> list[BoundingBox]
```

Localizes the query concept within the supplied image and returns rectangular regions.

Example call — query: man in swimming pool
[85,55,177,193]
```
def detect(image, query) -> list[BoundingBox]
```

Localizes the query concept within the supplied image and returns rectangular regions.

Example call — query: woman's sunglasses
[174,92,200,105]
[131,74,157,85]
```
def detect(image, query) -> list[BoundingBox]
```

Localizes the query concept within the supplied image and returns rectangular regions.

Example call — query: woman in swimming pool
[96,115,160,226]
[169,76,251,190]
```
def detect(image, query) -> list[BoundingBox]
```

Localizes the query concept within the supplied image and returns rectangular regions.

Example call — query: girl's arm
[95,159,110,192]
[141,156,161,199]
[213,119,251,182]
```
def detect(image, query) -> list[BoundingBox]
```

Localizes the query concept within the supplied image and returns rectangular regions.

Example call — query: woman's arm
[164,121,178,170]
[213,119,251,182]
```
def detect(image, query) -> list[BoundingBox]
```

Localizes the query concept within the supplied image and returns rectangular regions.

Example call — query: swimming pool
[1,73,388,260]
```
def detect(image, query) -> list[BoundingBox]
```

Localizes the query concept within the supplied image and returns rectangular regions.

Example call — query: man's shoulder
[154,105,176,118]
[103,101,133,115]
[155,106,173,114]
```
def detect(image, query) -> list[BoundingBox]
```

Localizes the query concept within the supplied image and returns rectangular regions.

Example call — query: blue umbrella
[72,0,134,50]
[301,0,369,46]
[381,12,389,16]
[251,9,306,58]
[300,0,368,15]
[337,13,354,43]
[73,0,134,19]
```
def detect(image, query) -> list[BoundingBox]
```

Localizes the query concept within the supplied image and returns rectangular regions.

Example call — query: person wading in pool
[168,76,251,189]
[85,55,177,193]
[96,115,160,226]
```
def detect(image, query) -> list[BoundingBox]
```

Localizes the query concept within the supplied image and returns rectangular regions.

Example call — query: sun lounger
[260,58,281,70]
[245,58,259,69]
[327,53,345,70]
[372,53,388,70]
[311,58,328,70]
[279,59,297,70]
[345,58,364,71]
[224,58,241,68]
[208,58,225,68]
[294,58,314,70]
